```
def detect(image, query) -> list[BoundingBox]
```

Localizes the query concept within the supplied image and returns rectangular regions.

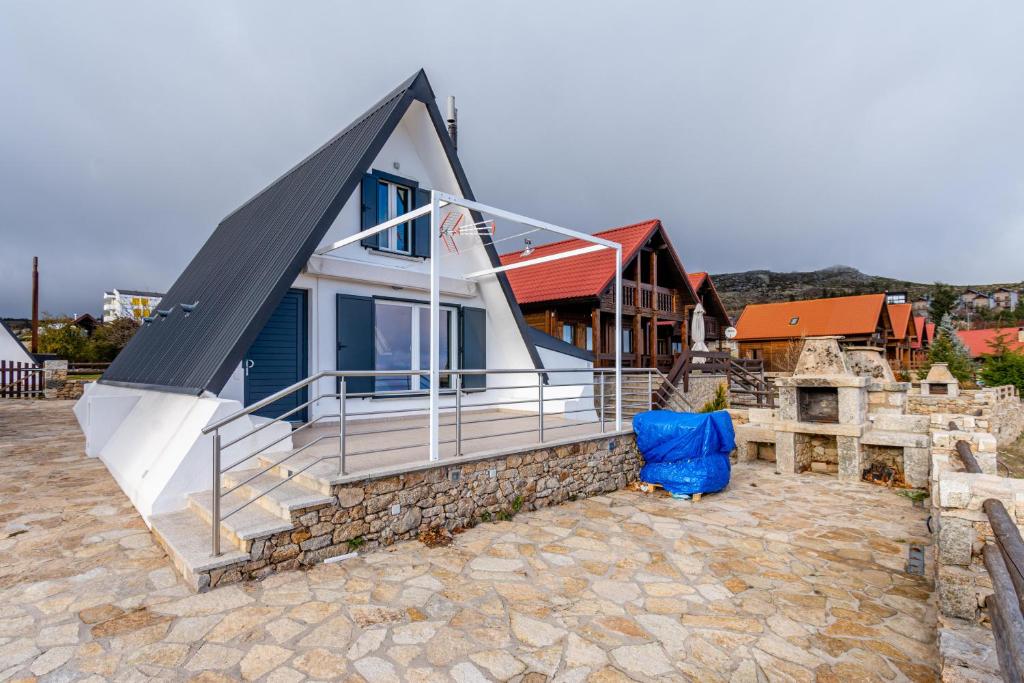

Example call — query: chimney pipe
[31,256,39,354]
[446,95,458,151]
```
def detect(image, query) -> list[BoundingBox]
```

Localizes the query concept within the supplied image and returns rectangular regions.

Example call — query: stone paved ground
[0,400,939,681]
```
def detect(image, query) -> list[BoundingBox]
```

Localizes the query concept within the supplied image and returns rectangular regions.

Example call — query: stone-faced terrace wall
[929,425,1020,682]
[909,386,1024,448]
[198,433,642,591]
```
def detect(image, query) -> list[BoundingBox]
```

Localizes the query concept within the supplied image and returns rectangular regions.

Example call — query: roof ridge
[743,292,884,309]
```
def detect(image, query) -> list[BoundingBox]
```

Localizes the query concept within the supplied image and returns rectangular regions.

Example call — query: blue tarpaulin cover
[633,410,736,496]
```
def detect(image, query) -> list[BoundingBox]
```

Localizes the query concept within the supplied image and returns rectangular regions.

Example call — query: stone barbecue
[921,362,959,397]
[736,337,931,487]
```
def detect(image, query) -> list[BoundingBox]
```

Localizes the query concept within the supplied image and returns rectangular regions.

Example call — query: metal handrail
[207,366,656,556]
[204,367,657,435]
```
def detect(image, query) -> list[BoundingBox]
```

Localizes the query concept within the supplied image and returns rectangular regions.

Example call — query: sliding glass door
[374,300,456,392]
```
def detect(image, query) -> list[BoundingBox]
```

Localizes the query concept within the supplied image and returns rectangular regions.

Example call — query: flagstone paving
[0,400,939,681]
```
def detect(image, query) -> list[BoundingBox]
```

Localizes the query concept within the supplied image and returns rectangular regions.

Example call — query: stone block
[336,487,364,508]
[938,565,978,620]
[838,386,867,425]
[775,432,796,474]
[862,430,929,448]
[939,475,973,509]
[974,433,997,454]
[835,436,861,482]
[904,447,930,488]
[938,517,973,566]
[870,414,929,433]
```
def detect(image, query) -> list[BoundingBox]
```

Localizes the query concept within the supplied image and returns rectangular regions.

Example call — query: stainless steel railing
[201,367,671,557]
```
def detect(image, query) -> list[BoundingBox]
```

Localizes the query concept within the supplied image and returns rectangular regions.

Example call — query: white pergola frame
[316,191,623,461]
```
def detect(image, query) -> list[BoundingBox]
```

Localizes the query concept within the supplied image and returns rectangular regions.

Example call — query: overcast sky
[2,1,1023,317]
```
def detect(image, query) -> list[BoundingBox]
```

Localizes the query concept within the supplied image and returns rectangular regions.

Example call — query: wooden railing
[658,349,775,409]
[953,432,1024,681]
[0,360,44,398]
[68,362,110,376]
[603,281,683,315]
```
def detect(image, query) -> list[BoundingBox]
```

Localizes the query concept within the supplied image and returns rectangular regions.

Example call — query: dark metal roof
[106,289,165,298]
[526,327,594,362]
[102,69,541,395]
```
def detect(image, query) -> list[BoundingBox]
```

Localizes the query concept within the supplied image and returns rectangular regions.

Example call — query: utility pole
[31,257,39,354]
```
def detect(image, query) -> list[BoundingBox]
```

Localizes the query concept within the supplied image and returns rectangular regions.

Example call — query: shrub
[699,383,729,413]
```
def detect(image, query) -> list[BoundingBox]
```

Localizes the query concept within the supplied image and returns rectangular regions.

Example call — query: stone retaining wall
[931,439,1024,681]
[909,387,1024,447]
[201,433,641,590]
[54,378,86,400]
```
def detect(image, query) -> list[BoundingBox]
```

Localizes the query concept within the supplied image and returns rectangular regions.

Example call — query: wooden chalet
[499,220,725,370]
[910,316,932,368]
[734,294,892,372]
[886,303,918,372]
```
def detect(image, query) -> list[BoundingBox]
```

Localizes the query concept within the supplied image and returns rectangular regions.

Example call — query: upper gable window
[360,171,430,258]
[377,178,412,255]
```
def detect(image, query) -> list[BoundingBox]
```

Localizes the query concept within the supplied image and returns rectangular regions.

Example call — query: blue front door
[244,289,309,421]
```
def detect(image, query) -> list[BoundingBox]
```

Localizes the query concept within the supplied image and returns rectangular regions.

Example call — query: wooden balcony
[599,281,685,319]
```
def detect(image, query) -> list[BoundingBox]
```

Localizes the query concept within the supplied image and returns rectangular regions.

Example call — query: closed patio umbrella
[691,303,709,362]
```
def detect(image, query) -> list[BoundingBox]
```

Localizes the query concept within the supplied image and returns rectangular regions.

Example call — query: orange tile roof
[887,303,913,339]
[734,294,886,341]
[687,272,707,290]
[955,327,1024,358]
[912,316,929,349]
[498,220,660,304]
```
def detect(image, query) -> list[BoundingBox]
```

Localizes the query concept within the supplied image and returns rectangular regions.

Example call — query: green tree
[922,315,974,384]
[38,319,88,361]
[978,330,1024,394]
[87,317,140,361]
[929,283,959,323]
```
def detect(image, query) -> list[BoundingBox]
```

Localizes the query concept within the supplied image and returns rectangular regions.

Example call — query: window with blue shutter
[460,307,487,389]
[413,187,431,258]
[359,174,379,249]
[359,170,431,258]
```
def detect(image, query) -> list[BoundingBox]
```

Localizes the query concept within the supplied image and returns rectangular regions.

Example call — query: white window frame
[373,299,458,393]
[377,179,413,256]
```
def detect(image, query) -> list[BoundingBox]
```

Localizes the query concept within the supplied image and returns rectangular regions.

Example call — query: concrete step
[149,509,250,591]
[188,488,296,553]
[220,467,336,519]
[255,454,338,496]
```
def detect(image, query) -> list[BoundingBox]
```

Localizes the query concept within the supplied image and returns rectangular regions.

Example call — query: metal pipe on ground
[955,439,983,474]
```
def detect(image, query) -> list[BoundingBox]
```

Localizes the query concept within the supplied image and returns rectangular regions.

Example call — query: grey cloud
[2,0,1022,315]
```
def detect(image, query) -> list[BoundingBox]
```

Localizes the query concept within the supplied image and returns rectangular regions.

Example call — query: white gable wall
[0,324,34,365]
[242,102,547,421]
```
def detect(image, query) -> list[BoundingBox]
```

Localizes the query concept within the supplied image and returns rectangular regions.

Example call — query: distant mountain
[710,266,1024,319]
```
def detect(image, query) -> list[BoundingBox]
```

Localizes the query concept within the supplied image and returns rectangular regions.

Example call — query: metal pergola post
[615,246,622,431]
[428,191,441,462]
